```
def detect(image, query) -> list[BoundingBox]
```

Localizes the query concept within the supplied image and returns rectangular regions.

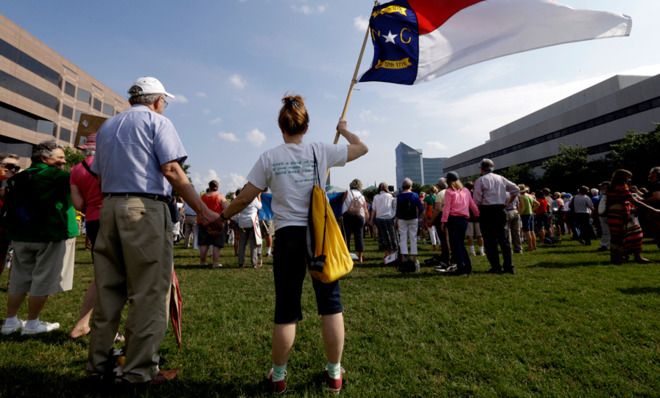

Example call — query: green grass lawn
[0,234,659,397]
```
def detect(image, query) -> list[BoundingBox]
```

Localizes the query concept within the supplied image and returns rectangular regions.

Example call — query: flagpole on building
[333,0,377,145]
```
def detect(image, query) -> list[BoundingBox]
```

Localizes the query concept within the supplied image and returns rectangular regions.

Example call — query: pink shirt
[70,155,103,221]
[441,187,480,223]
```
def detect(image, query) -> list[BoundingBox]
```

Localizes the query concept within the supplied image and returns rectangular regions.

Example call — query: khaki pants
[88,196,173,383]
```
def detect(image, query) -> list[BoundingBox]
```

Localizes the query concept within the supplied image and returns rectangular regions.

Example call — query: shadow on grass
[530,260,610,268]
[1,329,71,345]
[618,286,660,295]
[0,366,320,398]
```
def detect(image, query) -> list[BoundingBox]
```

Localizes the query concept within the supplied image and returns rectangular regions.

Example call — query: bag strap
[311,148,328,254]
[81,159,98,178]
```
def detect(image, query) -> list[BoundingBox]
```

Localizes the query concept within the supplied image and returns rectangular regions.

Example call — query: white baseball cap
[129,76,175,99]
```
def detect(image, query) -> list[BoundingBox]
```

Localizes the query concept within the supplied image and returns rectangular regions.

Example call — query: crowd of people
[0,75,658,394]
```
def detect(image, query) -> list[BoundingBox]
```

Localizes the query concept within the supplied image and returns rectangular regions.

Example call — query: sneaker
[1,318,25,335]
[21,320,60,335]
[434,261,450,271]
[324,368,345,393]
[436,264,458,274]
[211,263,223,269]
[267,369,286,394]
[469,248,476,256]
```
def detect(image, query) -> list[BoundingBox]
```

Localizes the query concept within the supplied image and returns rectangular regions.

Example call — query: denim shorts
[273,226,343,324]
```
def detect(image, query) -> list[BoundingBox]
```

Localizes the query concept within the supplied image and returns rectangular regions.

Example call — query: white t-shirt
[247,141,347,230]
[372,191,396,219]
[236,197,262,229]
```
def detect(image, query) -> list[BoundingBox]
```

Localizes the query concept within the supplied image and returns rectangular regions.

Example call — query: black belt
[104,192,171,203]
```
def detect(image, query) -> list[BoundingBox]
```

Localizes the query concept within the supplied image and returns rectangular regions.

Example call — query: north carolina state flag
[359,0,632,85]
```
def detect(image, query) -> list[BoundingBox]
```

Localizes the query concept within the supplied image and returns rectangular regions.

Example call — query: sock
[272,363,287,382]
[479,246,485,254]
[26,318,40,329]
[4,316,19,326]
[267,247,272,256]
[326,362,341,380]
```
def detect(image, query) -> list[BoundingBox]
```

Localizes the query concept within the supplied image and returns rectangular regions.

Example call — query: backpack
[345,190,363,216]
[1,168,48,234]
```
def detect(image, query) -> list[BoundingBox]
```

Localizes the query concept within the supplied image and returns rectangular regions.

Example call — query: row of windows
[0,70,60,111]
[0,38,61,87]
[446,96,660,172]
[0,101,56,136]
[61,80,116,116]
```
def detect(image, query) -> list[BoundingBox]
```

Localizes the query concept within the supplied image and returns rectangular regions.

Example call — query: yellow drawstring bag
[307,150,353,283]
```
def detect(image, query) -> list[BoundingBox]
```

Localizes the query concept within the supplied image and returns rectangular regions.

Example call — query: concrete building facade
[443,74,660,178]
[0,15,127,165]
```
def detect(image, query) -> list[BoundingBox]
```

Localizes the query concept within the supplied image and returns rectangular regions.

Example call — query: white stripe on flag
[415,0,632,83]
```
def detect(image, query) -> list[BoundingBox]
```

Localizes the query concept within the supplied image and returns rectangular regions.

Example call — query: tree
[64,147,84,171]
[607,125,660,186]
[541,144,589,192]
[499,164,536,187]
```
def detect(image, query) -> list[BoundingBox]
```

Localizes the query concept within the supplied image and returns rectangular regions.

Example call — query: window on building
[0,38,62,87]
[102,103,114,116]
[74,110,82,122]
[59,127,72,143]
[61,104,74,119]
[0,71,60,111]
[64,81,76,97]
[77,88,92,104]
[93,98,102,111]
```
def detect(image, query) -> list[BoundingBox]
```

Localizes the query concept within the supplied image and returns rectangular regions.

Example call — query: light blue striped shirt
[92,105,187,196]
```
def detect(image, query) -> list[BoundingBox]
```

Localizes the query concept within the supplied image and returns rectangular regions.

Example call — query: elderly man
[1,141,77,335]
[473,159,519,274]
[88,77,219,385]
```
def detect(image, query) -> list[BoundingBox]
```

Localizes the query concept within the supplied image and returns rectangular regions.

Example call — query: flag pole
[333,0,377,145]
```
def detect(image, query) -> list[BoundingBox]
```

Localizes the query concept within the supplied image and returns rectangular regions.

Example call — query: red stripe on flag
[408,0,484,35]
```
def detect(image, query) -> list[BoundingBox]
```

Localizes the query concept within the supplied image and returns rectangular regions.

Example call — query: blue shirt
[92,105,187,196]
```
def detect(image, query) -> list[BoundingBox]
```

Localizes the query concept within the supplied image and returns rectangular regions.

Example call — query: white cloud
[226,173,247,192]
[169,94,189,104]
[354,129,370,139]
[425,141,448,155]
[353,16,369,32]
[218,132,239,142]
[195,91,208,98]
[209,117,223,125]
[291,3,327,15]
[191,169,220,192]
[229,74,247,90]
[246,128,267,146]
[359,109,385,123]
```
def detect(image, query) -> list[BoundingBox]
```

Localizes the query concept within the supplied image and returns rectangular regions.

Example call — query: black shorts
[197,224,226,247]
[273,226,342,324]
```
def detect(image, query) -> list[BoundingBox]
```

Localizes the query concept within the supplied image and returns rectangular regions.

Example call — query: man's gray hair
[31,141,63,163]
[128,85,161,106]
[435,177,447,190]
[402,177,413,190]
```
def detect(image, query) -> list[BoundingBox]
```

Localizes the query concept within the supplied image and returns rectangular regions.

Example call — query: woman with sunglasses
[0,153,20,278]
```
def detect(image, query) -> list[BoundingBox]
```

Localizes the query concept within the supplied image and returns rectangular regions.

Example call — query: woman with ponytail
[220,95,368,393]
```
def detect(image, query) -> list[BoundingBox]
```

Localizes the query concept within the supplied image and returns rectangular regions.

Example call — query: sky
[3,0,660,193]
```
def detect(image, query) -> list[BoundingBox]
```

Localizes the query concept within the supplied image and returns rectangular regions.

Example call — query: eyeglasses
[1,163,20,172]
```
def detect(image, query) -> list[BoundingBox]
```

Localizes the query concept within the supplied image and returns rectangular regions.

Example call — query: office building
[443,74,660,178]
[395,142,446,189]
[0,15,127,165]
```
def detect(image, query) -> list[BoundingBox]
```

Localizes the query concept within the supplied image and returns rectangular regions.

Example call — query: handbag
[307,149,353,283]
